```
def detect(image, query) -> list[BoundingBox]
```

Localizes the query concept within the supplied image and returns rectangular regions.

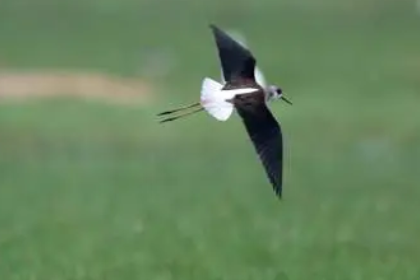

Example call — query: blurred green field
[1,0,420,279]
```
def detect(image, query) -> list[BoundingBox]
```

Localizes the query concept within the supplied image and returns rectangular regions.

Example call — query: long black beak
[281,95,293,105]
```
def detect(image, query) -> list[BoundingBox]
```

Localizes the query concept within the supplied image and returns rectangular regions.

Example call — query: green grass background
[1,0,420,279]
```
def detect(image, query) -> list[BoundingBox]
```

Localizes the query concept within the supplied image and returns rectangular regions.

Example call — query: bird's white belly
[200,77,259,121]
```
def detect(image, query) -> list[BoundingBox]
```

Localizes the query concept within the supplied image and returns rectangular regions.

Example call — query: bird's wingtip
[275,188,283,200]
[209,24,218,33]
[209,24,223,32]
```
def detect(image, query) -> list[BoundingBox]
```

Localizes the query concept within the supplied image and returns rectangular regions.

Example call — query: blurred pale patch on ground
[0,69,153,105]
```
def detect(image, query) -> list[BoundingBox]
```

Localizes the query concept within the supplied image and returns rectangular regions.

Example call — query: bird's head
[267,85,292,105]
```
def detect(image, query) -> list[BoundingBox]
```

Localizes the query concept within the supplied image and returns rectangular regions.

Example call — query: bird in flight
[157,24,292,198]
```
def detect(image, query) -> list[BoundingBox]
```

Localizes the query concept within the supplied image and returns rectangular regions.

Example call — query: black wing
[235,101,283,198]
[209,24,256,83]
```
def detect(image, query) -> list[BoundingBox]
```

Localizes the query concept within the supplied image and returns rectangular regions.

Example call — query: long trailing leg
[157,97,234,123]
[157,102,201,116]
[159,107,204,123]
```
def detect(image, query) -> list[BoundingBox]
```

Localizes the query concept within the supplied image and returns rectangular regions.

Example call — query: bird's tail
[157,77,255,123]
[200,77,234,121]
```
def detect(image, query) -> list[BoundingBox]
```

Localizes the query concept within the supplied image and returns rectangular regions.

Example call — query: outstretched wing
[210,24,256,83]
[218,29,268,89]
[235,99,283,197]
